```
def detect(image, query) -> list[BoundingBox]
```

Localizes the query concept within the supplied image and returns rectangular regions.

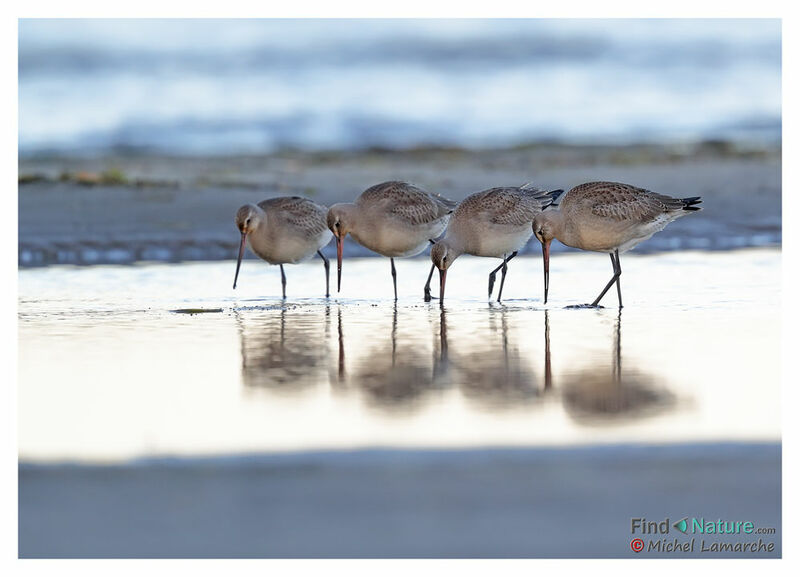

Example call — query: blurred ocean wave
[18,19,781,155]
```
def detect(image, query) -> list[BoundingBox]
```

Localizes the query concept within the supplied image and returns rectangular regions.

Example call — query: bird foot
[424,288,439,302]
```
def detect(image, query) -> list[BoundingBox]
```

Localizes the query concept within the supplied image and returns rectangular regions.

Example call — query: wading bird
[327,181,457,301]
[532,181,702,308]
[233,196,332,298]
[430,185,563,304]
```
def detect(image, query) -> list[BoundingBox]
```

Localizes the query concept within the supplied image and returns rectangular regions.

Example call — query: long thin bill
[542,240,551,304]
[439,268,447,304]
[233,232,246,289]
[336,236,343,292]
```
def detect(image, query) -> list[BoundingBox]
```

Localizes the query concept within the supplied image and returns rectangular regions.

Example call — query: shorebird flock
[233,180,702,308]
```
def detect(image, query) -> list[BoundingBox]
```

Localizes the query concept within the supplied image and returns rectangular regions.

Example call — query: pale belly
[564,214,675,254]
[563,230,624,253]
[465,224,532,258]
[249,230,332,265]
[352,218,447,258]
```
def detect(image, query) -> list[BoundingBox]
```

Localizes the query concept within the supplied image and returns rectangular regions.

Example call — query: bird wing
[458,187,551,226]
[566,182,687,222]
[360,181,455,225]
[258,196,329,235]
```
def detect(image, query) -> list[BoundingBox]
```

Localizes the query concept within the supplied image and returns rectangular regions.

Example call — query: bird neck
[542,210,567,244]
[442,238,465,264]
[342,203,360,225]
[252,206,269,237]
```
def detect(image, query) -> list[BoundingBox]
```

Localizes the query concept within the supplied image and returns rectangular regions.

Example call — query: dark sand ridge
[19,142,781,265]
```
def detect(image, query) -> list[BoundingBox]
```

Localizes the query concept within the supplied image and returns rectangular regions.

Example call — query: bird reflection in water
[454,305,548,409]
[335,304,439,411]
[236,301,675,424]
[560,310,675,424]
[433,308,449,380]
[235,305,331,394]
[332,304,549,412]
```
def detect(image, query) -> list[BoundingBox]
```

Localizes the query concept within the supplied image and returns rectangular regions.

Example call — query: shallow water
[18,248,780,463]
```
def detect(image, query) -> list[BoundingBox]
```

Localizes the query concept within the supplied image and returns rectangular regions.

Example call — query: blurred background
[18,19,781,559]
[19,19,780,155]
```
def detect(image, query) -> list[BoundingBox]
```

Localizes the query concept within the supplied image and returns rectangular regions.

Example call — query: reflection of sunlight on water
[17,249,780,462]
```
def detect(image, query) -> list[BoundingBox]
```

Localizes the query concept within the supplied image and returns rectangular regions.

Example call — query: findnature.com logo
[629,517,777,554]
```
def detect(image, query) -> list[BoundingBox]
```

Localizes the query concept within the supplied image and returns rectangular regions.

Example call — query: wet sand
[18,142,781,265]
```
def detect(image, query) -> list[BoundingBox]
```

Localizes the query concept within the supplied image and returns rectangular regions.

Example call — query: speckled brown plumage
[233,195,333,297]
[561,181,700,223]
[326,181,457,300]
[452,185,560,227]
[256,196,330,238]
[531,180,702,307]
[430,184,563,303]
[357,181,457,226]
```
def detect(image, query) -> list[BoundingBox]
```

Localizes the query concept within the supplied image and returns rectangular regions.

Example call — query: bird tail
[437,195,459,212]
[519,183,564,208]
[681,196,703,211]
[541,188,565,208]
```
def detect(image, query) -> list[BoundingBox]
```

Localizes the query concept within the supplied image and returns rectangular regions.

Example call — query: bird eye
[334,222,340,228]
[246,218,251,225]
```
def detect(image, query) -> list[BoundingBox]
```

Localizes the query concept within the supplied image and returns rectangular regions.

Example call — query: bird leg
[488,252,518,301]
[280,264,287,299]
[613,250,623,308]
[496,251,518,302]
[390,257,398,301]
[488,262,502,297]
[590,250,622,308]
[317,250,330,298]
[423,262,436,302]
[544,310,552,391]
